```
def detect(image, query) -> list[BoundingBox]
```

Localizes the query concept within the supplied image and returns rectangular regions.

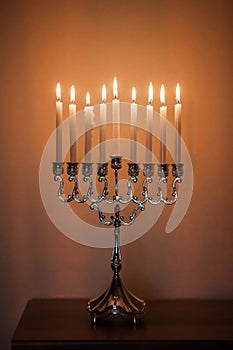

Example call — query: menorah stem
[87,218,146,324]
[112,225,121,270]
[114,167,119,197]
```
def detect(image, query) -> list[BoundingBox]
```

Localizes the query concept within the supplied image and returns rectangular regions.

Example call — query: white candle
[159,84,167,164]
[130,87,137,163]
[56,82,63,162]
[174,83,182,163]
[146,82,153,163]
[99,84,107,163]
[69,85,77,162]
[84,92,94,163]
[112,77,120,156]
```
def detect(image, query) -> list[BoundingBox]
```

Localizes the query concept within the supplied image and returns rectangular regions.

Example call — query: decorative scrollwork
[53,160,183,225]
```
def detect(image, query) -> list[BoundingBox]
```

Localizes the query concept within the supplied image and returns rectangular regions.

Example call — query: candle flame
[113,77,118,99]
[160,84,165,105]
[176,83,181,103]
[148,82,153,104]
[102,84,106,103]
[56,82,61,101]
[132,87,136,102]
[86,92,91,106]
[70,85,75,103]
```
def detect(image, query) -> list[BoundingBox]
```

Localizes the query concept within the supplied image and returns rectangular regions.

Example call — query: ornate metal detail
[53,158,183,324]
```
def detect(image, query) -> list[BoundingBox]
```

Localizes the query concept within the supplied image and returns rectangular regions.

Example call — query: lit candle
[159,84,167,164]
[84,92,94,163]
[174,83,182,163]
[56,82,63,162]
[100,84,107,163]
[69,85,77,162]
[112,77,120,155]
[130,87,137,163]
[146,82,153,163]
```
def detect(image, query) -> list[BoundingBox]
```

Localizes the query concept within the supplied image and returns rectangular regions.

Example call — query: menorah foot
[87,273,146,325]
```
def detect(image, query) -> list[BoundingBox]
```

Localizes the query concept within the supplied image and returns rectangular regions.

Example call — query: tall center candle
[69,85,77,163]
[159,84,167,164]
[146,82,153,163]
[130,87,137,163]
[56,82,63,162]
[99,84,107,164]
[112,77,120,156]
[174,83,182,163]
[84,92,94,163]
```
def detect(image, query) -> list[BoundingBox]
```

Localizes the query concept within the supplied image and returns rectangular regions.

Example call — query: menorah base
[87,272,146,325]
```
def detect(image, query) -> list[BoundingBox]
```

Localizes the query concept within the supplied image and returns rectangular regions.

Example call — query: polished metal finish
[111,155,122,170]
[157,163,169,177]
[97,163,108,177]
[67,162,78,176]
[53,159,183,323]
[172,163,184,177]
[82,162,93,177]
[128,162,139,178]
[53,161,64,177]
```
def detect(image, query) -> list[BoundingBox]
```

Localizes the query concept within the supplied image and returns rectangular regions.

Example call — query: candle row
[55,78,182,164]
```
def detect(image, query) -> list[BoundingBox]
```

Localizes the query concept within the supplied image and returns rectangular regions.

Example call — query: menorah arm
[120,202,146,226]
[160,164,183,204]
[54,174,68,203]
[90,202,114,226]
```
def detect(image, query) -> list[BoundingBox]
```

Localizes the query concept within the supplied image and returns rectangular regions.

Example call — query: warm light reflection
[148,82,153,104]
[56,82,61,101]
[113,77,118,99]
[86,92,91,106]
[70,85,75,103]
[132,87,136,102]
[102,84,106,103]
[176,83,181,103]
[160,84,165,105]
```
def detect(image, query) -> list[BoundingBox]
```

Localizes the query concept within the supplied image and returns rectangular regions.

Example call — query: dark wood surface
[11,299,233,349]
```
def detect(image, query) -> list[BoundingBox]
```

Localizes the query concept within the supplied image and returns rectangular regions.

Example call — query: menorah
[52,157,183,324]
[50,79,184,324]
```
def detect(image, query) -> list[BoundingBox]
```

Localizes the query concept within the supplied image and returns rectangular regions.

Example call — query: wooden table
[11,299,233,349]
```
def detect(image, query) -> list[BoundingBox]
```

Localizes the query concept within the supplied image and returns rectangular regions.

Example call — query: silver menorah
[52,156,183,324]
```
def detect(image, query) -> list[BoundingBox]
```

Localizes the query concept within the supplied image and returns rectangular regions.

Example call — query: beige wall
[0,0,233,348]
